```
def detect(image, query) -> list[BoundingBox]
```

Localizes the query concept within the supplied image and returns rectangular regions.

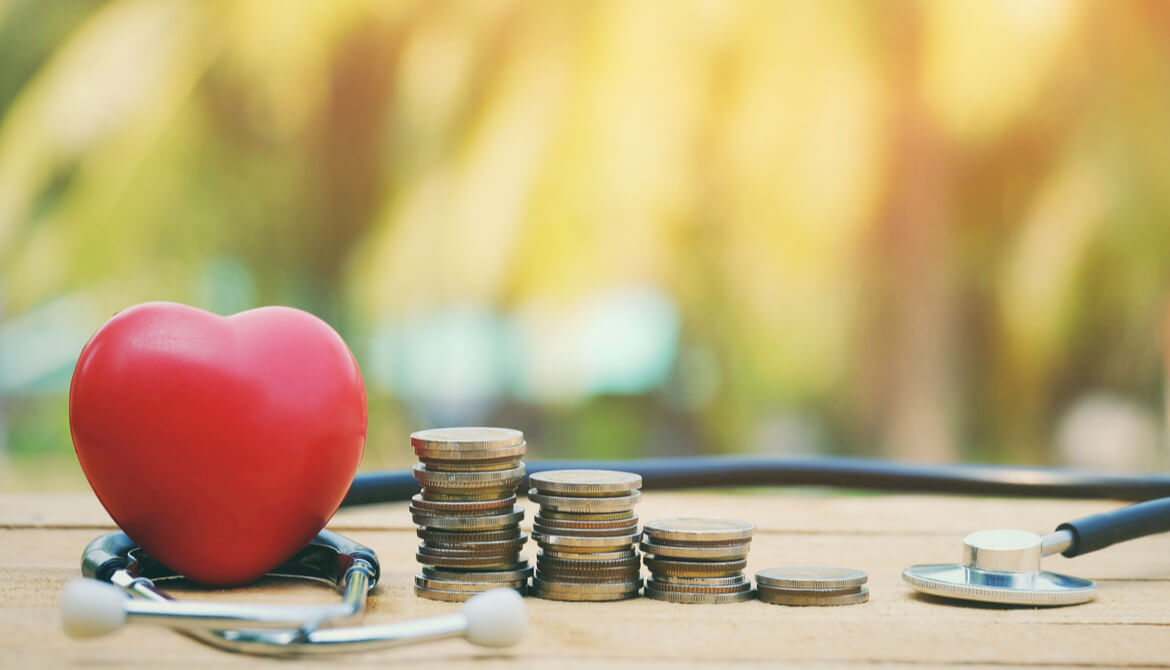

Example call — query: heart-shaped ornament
[69,302,367,586]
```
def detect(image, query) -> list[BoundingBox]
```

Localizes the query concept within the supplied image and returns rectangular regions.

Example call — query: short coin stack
[410,427,530,601]
[528,470,644,601]
[642,517,755,603]
[755,566,869,606]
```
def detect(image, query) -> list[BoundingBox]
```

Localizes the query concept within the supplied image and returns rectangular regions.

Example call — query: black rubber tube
[341,456,1170,506]
[1057,496,1170,557]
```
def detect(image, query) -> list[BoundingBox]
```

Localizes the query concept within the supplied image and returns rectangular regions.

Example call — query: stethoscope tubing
[343,455,1170,506]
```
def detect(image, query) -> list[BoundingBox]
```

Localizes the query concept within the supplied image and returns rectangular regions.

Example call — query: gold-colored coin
[536,553,641,571]
[642,556,747,577]
[421,564,532,583]
[532,522,639,538]
[646,577,751,595]
[412,508,524,531]
[758,586,870,606]
[536,509,636,522]
[410,493,517,514]
[539,548,638,560]
[418,457,523,472]
[415,551,525,570]
[640,540,750,561]
[413,463,526,489]
[414,575,528,592]
[532,531,641,549]
[533,513,640,530]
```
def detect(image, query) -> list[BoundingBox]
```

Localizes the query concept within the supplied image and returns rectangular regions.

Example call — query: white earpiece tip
[462,588,527,648]
[60,579,128,639]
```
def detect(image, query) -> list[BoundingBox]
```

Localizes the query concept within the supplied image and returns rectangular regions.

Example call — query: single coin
[536,553,641,571]
[417,457,523,472]
[755,566,868,589]
[421,564,532,583]
[758,586,870,606]
[414,575,527,592]
[529,470,643,497]
[411,427,525,450]
[532,531,641,549]
[533,522,640,538]
[539,548,638,561]
[640,540,750,561]
[534,513,640,531]
[418,537,528,556]
[651,574,747,587]
[643,556,747,577]
[410,493,517,514]
[643,586,755,604]
[643,517,755,543]
[415,584,525,602]
[530,586,641,602]
[757,585,864,597]
[531,577,642,597]
[417,526,523,544]
[420,489,521,502]
[535,567,642,583]
[529,490,641,513]
[536,509,636,522]
[646,577,751,595]
[412,508,524,531]
[417,534,528,552]
[413,463,526,489]
[415,552,525,570]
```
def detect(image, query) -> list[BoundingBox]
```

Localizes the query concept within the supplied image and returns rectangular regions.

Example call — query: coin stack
[410,427,530,601]
[755,566,869,606]
[528,470,644,601]
[641,517,755,604]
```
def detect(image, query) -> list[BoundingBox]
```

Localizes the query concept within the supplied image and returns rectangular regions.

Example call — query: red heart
[69,302,367,586]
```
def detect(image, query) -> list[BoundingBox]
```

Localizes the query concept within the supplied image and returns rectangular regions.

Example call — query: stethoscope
[61,456,1170,656]
[62,529,526,655]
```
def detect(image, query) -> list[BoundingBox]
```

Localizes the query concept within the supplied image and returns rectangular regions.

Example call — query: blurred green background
[2,0,1168,492]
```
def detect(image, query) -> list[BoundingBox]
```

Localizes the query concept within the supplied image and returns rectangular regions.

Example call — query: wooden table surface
[2,491,1168,669]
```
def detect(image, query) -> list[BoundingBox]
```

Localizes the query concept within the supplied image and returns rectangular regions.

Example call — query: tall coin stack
[642,517,756,604]
[528,470,644,601]
[410,427,530,601]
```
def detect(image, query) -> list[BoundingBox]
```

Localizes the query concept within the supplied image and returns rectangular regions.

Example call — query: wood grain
[2,492,1168,668]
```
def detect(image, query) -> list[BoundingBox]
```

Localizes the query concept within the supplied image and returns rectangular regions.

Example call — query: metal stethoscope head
[903,496,1170,607]
[61,530,526,655]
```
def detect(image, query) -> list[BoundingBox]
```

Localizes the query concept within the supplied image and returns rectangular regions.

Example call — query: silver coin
[532,530,641,549]
[420,488,521,502]
[755,566,868,589]
[414,575,528,592]
[758,586,870,606]
[643,586,756,604]
[640,540,750,561]
[646,577,751,595]
[410,493,517,514]
[651,574,748,587]
[537,509,636,521]
[529,470,643,497]
[414,584,525,602]
[421,564,532,583]
[411,427,525,449]
[532,522,639,538]
[417,526,523,544]
[643,517,755,543]
[642,556,747,577]
[539,547,638,560]
[415,552,525,570]
[413,463,526,489]
[412,507,524,531]
[418,537,527,557]
[417,534,528,552]
[528,489,641,513]
[531,577,642,597]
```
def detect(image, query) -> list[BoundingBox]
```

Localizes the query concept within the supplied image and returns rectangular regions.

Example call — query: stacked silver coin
[755,566,869,606]
[528,470,644,601]
[642,517,755,604]
[410,427,531,601]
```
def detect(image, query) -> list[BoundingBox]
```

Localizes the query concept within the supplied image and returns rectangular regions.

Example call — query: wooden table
[2,492,1168,668]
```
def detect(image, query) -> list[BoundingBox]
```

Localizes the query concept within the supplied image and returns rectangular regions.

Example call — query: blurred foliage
[2,0,1169,490]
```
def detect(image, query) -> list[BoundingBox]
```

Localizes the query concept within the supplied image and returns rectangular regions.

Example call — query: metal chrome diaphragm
[902,529,1098,606]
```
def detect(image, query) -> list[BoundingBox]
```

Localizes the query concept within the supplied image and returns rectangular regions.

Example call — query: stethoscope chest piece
[902,529,1097,606]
